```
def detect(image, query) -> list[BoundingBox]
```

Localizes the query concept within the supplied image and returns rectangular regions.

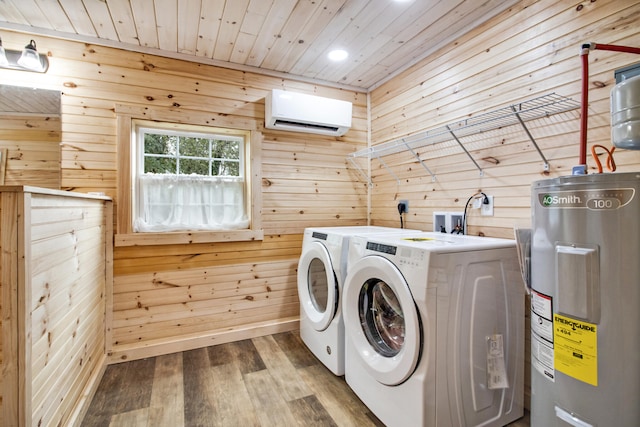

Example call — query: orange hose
[591,144,616,173]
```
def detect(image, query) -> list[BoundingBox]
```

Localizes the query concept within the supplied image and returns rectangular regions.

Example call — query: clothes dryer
[343,232,525,427]
[297,226,419,375]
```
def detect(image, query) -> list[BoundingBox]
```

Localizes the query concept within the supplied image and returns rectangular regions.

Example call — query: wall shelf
[348,93,581,185]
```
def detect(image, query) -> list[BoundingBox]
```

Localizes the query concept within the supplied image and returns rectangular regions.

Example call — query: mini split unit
[265,89,353,136]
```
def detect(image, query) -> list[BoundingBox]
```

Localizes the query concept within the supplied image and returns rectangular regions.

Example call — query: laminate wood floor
[82,331,530,427]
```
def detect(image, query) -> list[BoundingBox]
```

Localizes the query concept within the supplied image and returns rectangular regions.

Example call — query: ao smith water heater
[530,173,640,426]
[530,43,640,426]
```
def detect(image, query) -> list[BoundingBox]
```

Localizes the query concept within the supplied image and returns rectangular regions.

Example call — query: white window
[133,120,250,232]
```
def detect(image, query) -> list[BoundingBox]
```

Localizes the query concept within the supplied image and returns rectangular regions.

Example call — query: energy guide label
[553,313,598,386]
[531,289,555,381]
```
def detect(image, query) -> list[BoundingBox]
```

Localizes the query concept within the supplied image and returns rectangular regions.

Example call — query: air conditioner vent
[272,119,340,133]
[265,89,352,136]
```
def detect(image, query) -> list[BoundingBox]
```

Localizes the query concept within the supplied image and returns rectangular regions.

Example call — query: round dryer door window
[344,255,421,386]
[297,241,338,331]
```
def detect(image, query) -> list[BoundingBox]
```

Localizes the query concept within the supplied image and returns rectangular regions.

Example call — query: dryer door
[344,255,421,386]
[297,241,338,331]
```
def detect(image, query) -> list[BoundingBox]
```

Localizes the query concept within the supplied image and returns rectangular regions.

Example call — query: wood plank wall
[0,32,368,362]
[0,113,61,189]
[369,0,640,237]
[0,187,112,426]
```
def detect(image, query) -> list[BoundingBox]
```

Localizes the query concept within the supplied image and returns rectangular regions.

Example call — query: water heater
[530,172,640,426]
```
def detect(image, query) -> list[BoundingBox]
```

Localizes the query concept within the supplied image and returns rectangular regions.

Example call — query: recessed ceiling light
[328,49,348,61]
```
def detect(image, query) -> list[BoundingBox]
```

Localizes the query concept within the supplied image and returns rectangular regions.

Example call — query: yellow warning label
[553,313,598,386]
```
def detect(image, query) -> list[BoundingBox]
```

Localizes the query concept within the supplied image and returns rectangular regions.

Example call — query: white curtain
[134,174,249,232]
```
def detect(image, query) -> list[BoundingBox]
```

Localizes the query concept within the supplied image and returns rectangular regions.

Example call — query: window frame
[115,105,263,247]
[137,124,245,179]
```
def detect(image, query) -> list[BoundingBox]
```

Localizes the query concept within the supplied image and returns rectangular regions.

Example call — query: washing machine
[297,226,421,375]
[343,231,525,427]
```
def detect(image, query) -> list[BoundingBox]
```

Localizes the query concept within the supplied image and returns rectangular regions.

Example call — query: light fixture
[17,40,42,70]
[328,49,348,61]
[0,38,9,67]
[0,37,48,73]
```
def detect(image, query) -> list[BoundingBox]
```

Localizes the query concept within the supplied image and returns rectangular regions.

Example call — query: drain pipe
[575,42,640,175]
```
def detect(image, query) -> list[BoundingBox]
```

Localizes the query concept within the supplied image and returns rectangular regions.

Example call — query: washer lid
[297,241,338,331]
[344,255,421,385]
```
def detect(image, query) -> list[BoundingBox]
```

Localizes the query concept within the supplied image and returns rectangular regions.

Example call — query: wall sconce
[0,37,49,73]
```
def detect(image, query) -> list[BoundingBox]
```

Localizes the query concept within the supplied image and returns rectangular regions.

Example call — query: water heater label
[531,290,555,381]
[531,290,554,341]
[553,313,598,386]
[538,188,635,210]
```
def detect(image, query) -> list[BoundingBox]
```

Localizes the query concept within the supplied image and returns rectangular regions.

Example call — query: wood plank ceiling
[0,0,518,91]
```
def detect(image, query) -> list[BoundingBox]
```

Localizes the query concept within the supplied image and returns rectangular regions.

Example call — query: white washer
[297,226,420,375]
[343,231,525,427]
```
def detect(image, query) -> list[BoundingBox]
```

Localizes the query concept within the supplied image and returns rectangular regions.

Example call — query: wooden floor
[82,331,530,426]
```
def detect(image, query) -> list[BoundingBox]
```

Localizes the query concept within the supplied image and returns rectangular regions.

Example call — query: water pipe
[576,43,640,174]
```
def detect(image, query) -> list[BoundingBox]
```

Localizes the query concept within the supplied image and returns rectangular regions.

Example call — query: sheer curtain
[134,174,249,232]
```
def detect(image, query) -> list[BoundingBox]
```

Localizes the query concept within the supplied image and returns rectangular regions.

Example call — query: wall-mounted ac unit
[265,89,352,136]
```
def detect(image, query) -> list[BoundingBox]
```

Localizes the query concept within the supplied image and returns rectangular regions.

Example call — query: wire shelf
[347,92,581,183]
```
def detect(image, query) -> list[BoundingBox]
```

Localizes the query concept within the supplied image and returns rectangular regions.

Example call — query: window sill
[114,229,264,247]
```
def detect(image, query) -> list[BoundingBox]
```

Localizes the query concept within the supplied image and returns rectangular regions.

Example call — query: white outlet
[481,195,494,216]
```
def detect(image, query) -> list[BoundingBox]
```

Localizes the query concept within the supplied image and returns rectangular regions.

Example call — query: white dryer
[343,232,524,427]
[297,226,420,375]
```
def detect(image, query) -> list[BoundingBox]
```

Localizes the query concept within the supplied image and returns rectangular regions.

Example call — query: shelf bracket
[446,125,484,176]
[511,105,550,171]
[402,139,437,182]
[347,155,373,187]
[375,155,401,185]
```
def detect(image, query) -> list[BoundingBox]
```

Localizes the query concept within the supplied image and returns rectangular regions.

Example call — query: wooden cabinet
[0,186,112,427]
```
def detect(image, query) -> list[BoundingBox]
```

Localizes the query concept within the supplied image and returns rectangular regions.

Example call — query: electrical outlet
[399,200,409,213]
[481,195,494,216]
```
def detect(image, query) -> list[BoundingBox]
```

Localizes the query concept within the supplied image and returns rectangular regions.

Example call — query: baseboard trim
[106,317,300,364]
[66,353,108,427]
